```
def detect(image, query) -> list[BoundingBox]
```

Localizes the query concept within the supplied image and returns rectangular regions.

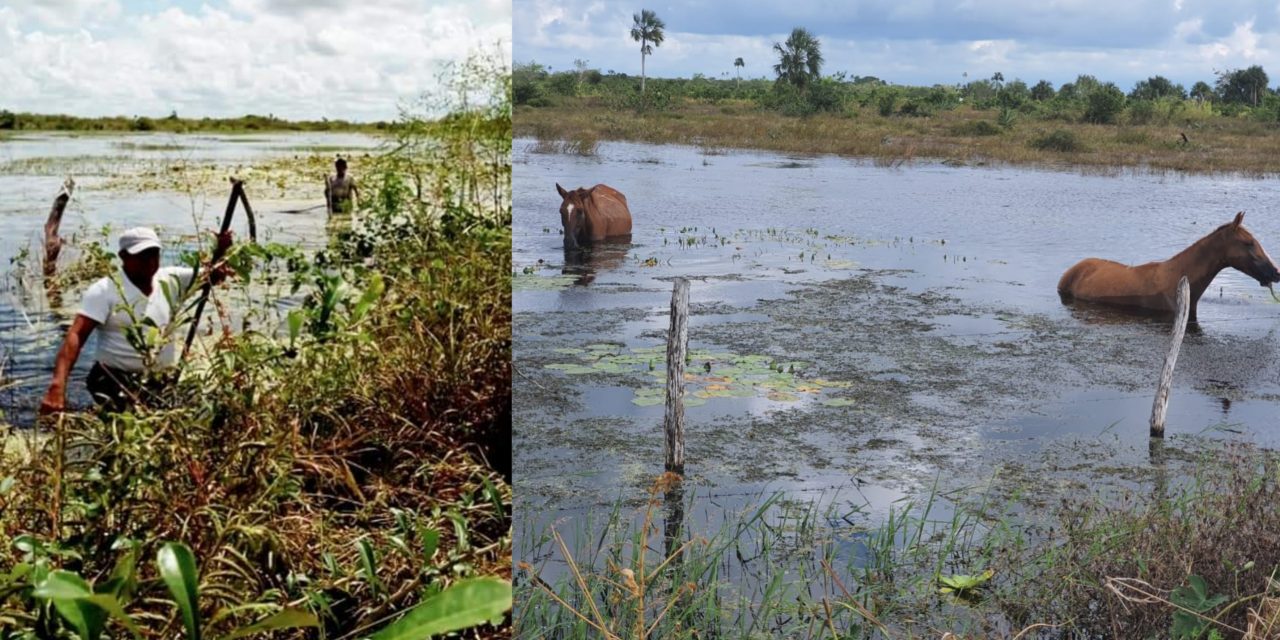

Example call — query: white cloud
[0,0,512,121]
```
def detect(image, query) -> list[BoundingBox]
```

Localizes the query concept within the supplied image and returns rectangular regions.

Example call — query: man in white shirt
[325,157,359,215]
[39,226,233,414]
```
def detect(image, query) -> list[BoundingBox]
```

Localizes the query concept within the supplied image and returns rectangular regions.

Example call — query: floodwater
[513,139,1280,544]
[0,131,383,424]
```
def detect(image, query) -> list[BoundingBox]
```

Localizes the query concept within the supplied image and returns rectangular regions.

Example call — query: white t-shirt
[78,266,196,372]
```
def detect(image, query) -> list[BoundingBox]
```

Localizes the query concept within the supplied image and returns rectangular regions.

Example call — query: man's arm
[39,315,98,415]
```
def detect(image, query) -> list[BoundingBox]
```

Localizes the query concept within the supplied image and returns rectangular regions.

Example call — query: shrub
[950,120,1002,136]
[1083,84,1126,124]
[1031,129,1086,152]
[1127,99,1157,125]
[877,91,899,117]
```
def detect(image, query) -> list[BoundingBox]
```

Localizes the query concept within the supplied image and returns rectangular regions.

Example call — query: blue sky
[0,0,511,121]
[515,0,1280,90]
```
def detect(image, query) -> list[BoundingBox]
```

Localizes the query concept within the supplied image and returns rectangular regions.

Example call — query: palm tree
[734,57,744,89]
[773,27,823,91]
[630,9,665,94]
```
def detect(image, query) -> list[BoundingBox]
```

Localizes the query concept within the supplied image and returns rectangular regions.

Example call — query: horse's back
[588,184,633,237]
[1059,257,1174,310]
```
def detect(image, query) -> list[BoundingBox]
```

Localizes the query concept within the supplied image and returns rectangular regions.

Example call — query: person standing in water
[325,157,359,215]
[39,227,234,414]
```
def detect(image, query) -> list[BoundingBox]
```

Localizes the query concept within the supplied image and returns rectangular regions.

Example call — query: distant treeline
[516,61,1280,125]
[0,110,393,133]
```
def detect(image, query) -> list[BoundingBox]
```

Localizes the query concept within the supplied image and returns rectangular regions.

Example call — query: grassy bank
[516,445,1280,638]
[517,97,1280,176]
[0,55,513,638]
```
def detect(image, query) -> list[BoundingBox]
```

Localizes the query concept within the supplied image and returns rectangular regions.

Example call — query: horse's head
[1220,212,1280,286]
[556,183,591,251]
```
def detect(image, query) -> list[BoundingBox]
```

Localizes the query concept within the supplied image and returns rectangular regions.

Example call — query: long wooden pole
[42,177,75,278]
[236,187,258,243]
[181,179,242,361]
[1150,276,1190,437]
[664,278,689,474]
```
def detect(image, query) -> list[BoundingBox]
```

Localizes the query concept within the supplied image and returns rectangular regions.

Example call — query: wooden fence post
[1150,276,1190,437]
[664,278,689,474]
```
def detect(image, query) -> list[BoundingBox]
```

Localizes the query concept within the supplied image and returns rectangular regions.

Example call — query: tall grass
[516,446,1280,638]
[0,52,512,638]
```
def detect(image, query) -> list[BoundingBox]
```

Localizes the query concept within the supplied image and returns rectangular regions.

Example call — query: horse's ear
[1233,211,1245,228]
[556,183,569,198]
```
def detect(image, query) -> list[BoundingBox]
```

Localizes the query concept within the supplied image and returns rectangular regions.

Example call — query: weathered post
[42,177,75,277]
[1150,276,1190,437]
[664,278,689,474]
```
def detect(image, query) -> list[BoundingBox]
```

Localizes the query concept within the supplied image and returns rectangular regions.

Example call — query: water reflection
[561,240,631,286]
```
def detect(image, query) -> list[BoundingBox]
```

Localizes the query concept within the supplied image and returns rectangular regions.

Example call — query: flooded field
[0,131,383,423]
[513,139,1280,541]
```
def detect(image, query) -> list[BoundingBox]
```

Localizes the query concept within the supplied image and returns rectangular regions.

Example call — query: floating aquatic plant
[543,344,854,408]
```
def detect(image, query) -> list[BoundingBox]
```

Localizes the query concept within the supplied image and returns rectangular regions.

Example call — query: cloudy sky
[516,1,1280,90]
[0,0,511,121]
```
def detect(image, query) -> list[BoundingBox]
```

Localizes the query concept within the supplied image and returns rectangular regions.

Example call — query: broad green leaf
[287,309,304,343]
[34,572,143,640]
[368,578,511,640]
[224,608,319,639]
[419,528,440,562]
[156,542,201,640]
[357,539,381,594]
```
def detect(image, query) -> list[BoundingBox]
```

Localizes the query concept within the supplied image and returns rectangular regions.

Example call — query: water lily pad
[824,260,859,269]
[513,273,576,291]
[545,363,598,375]
[767,392,800,402]
[821,398,856,407]
[631,395,665,407]
[812,379,853,388]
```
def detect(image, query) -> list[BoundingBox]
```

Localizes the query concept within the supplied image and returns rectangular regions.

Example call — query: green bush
[877,91,899,117]
[1127,99,1157,125]
[950,120,1002,136]
[1083,84,1126,124]
[1031,129,1086,152]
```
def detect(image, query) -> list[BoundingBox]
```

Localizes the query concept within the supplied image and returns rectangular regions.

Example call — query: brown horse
[1058,212,1280,322]
[556,183,633,250]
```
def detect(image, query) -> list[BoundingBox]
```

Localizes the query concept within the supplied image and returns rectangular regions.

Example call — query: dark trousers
[86,362,170,413]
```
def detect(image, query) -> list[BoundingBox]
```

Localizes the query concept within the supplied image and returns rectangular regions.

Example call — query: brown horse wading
[556,183,633,250]
[1058,212,1280,322]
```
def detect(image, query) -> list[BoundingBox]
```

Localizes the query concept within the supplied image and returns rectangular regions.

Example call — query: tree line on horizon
[518,9,1280,125]
[0,110,392,133]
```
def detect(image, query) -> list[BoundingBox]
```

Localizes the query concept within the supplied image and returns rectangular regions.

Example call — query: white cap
[118,227,162,255]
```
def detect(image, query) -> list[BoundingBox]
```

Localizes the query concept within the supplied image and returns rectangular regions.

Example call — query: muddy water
[0,132,382,424]
[513,139,1280,539]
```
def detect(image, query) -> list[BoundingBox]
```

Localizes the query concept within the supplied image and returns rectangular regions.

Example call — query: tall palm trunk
[641,48,647,93]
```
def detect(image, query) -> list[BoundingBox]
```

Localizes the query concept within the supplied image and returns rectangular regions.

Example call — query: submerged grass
[0,53,513,638]
[516,445,1280,638]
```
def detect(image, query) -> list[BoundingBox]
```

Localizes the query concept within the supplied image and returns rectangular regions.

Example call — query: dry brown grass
[517,98,1280,176]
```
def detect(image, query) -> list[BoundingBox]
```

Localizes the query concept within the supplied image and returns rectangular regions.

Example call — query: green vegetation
[517,445,1280,638]
[515,53,1280,174]
[0,52,512,638]
[0,111,390,133]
